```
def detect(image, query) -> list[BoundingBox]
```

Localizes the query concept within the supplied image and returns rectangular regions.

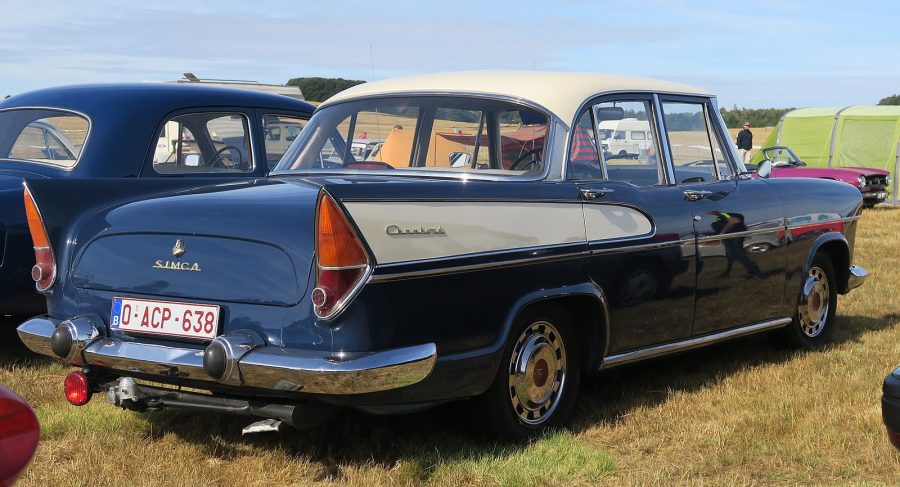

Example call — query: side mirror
[449,152,471,168]
[184,154,201,167]
[757,160,773,179]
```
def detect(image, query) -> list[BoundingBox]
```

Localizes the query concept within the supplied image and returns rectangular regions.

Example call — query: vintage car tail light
[63,372,92,406]
[23,185,56,292]
[314,192,370,320]
[0,386,40,486]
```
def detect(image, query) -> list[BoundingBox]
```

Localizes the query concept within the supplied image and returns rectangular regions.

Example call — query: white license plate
[110,297,220,340]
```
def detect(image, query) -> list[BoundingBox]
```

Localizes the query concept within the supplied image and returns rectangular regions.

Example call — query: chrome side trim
[239,343,437,395]
[847,265,868,291]
[372,248,590,283]
[599,317,792,369]
[590,238,690,256]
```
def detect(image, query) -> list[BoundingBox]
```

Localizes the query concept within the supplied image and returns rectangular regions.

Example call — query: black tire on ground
[475,304,581,441]
[770,253,837,349]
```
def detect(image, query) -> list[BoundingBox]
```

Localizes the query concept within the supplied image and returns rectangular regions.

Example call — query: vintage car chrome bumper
[847,265,868,292]
[17,316,437,395]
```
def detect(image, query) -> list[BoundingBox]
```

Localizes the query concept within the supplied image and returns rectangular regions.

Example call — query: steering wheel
[209,145,243,168]
[509,149,542,171]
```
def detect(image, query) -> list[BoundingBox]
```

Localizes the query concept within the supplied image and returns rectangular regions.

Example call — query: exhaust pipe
[104,377,333,429]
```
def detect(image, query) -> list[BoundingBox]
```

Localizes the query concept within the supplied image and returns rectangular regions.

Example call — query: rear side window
[153,112,253,174]
[0,109,89,168]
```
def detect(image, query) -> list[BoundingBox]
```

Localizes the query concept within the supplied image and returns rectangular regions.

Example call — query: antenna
[370,45,376,81]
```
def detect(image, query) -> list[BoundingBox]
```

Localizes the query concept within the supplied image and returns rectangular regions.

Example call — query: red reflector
[0,387,39,486]
[64,372,92,406]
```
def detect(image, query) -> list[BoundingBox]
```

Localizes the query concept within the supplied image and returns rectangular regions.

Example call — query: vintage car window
[154,112,253,174]
[1,109,89,168]
[566,110,602,179]
[274,96,549,177]
[263,114,305,170]
[568,100,663,186]
[660,101,721,184]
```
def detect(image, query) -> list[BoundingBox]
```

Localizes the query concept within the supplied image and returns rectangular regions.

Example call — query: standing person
[736,122,753,163]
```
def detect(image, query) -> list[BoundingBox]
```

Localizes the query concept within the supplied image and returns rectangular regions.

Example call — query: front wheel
[771,254,837,349]
[478,306,581,441]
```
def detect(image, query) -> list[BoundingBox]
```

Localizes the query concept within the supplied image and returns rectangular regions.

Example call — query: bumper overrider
[846,265,868,292]
[17,316,437,395]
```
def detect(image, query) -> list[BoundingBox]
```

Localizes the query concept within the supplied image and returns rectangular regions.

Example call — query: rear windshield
[273,96,549,178]
[0,109,89,168]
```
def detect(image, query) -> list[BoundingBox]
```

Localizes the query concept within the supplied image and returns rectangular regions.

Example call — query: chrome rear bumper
[847,265,868,292]
[16,317,437,395]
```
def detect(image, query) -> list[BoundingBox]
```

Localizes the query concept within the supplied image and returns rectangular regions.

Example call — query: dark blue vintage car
[0,84,314,316]
[17,72,868,439]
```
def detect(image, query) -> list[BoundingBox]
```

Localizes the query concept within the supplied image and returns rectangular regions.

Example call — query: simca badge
[172,239,186,258]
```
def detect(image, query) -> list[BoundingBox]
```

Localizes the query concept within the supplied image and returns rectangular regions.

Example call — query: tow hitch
[104,377,333,430]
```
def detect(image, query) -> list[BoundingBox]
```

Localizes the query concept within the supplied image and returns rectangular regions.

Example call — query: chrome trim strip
[847,265,868,291]
[238,343,437,395]
[590,238,690,256]
[653,94,677,185]
[0,106,93,171]
[372,247,590,283]
[599,317,792,369]
[697,226,783,242]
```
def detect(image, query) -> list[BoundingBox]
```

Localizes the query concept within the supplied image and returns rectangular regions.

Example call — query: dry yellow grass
[2,207,900,486]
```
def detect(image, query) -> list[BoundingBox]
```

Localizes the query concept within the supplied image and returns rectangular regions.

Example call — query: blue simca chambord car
[17,71,867,439]
[0,84,313,318]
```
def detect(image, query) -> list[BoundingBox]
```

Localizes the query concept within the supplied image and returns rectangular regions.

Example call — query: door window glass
[154,113,253,174]
[567,100,663,186]
[661,102,719,184]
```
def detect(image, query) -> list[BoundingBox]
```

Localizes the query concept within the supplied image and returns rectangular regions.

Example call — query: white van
[597,119,652,157]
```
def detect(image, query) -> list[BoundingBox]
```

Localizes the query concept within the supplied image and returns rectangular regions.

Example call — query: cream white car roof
[321,70,711,126]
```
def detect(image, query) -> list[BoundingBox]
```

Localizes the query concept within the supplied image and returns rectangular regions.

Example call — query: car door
[658,96,786,335]
[567,95,697,353]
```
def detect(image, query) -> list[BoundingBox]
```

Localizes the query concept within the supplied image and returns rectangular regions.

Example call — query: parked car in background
[747,146,891,207]
[0,386,39,486]
[17,71,867,440]
[0,83,313,318]
[883,367,900,449]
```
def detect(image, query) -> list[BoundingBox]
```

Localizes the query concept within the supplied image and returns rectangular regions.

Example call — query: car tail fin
[23,183,56,291]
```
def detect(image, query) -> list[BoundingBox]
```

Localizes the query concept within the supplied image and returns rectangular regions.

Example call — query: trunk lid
[69,179,320,306]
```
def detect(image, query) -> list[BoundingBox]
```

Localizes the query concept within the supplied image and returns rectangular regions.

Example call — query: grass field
[3,206,900,486]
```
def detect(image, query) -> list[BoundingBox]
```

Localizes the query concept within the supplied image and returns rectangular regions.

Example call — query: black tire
[476,304,581,441]
[771,254,837,349]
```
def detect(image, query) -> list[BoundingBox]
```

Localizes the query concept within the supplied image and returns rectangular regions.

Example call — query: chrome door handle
[580,188,615,200]
[683,189,712,201]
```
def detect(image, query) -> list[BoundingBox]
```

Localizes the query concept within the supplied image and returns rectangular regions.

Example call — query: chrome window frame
[272,92,561,182]
[152,111,257,176]
[0,106,93,171]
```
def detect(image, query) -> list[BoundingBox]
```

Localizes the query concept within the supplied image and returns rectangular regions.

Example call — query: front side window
[154,113,253,174]
[0,109,89,168]
[661,101,732,183]
[275,97,549,177]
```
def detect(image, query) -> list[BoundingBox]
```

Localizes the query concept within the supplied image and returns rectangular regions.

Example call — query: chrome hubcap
[508,321,566,425]
[799,266,830,338]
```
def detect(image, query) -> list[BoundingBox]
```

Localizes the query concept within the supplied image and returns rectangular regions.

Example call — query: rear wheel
[478,305,581,441]
[772,254,837,349]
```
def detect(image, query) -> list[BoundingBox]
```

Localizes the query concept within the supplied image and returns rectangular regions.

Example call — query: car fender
[804,232,851,293]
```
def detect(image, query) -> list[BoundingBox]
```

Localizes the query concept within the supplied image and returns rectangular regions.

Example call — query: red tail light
[23,185,56,292]
[0,387,39,486]
[63,372,92,406]
[314,192,369,319]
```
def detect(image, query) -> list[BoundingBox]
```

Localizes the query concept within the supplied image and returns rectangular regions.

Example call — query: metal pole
[827,106,852,168]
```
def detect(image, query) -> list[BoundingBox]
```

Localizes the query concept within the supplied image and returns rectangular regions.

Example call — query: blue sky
[1,0,898,108]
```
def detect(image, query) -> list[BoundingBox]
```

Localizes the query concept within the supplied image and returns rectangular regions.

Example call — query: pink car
[752,146,891,207]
